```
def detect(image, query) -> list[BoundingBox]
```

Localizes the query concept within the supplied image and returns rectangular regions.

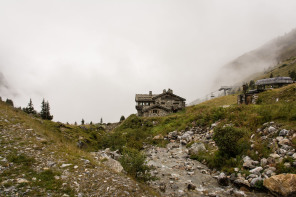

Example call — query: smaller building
[135,89,186,117]
[237,77,293,105]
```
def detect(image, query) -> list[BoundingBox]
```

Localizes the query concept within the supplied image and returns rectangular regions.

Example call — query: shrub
[119,148,155,182]
[213,126,250,157]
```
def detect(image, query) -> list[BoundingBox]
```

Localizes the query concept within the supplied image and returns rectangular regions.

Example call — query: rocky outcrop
[263,174,296,197]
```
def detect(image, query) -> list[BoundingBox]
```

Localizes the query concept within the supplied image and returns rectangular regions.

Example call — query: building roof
[135,91,186,102]
[255,77,293,86]
[152,92,186,101]
[135,94,157,102]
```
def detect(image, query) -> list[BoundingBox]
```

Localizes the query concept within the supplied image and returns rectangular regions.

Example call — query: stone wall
[143,108,169,117]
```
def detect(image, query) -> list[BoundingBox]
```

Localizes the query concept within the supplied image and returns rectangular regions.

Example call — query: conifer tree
[81,119,85,125]
[100,117,103,124]
[24,98,36,114]
[120,115,125,122]
[40,99,53,120]
[270,73,274,78]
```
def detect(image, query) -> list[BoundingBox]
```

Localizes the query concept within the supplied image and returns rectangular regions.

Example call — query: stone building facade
[135,89,186,117]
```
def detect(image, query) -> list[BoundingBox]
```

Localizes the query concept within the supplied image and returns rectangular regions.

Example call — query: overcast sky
[0,0,296,123]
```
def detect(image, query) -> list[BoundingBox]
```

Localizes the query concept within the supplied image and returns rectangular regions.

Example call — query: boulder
[263,174,296,197]
[188,142,206,155]
[104,157,123,173]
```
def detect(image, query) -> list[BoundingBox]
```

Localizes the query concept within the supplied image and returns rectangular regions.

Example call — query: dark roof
[135,94,157,102]
[135,91,186,102]
[152,92,186,101]
[255,77,293,86]
[142,104,171,112]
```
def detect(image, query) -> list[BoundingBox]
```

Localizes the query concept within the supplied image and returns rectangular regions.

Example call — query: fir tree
[120,115,125,122]
[100,117,103,124]
[40,99,53,120]
[90,121,93,125]
[81,119,85,125]
[24,98,36,114]
[249,80,255,90]
[5,99,14,107]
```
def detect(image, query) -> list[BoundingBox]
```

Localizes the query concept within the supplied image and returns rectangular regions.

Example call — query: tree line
[23,98,53,120]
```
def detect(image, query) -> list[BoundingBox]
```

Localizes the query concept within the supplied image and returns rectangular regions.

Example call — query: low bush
[119,148,155,182]
[213,126,250,158]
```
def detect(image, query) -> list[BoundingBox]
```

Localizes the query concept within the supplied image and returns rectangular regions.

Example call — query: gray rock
[249,167,263,175]
[188,142,206,155]
[270,153,280,159]
[260,158,267,167]
[268,126,277,133]
[279,129,289,136]
[250,177,263,188]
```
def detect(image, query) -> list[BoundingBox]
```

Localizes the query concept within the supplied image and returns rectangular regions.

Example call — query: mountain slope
[0,100,158,196]
[215,28,296,87]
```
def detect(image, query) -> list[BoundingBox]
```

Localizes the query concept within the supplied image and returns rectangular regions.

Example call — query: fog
[0,0,296,123]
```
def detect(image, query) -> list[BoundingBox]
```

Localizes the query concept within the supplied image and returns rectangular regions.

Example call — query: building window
[152,110,158,114]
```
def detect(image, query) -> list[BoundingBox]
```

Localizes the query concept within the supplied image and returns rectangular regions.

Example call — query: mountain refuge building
[135,89,186,117]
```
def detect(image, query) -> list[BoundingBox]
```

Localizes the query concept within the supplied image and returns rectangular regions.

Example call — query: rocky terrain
[0,106,158,196]
[143,122,296,197]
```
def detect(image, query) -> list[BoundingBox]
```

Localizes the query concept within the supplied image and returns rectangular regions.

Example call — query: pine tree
[249,80,255,90]
[74,122,77,126]
[100,118,103,124]
[90,121,93,125]
[5,99,14,107]
[81,119,85,125]
[24,98,36,114]
[40,99,53,120]
[120,115,125,122]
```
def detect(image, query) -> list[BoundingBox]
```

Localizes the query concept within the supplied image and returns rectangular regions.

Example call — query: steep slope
[0,100,158,196]
[214,28,296,87]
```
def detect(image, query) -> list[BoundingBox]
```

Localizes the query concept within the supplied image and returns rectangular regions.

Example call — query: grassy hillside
[100,84,296,175]
[0,100,158,196]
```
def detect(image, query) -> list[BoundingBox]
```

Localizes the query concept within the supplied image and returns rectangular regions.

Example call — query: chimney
[149,91,152,96]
